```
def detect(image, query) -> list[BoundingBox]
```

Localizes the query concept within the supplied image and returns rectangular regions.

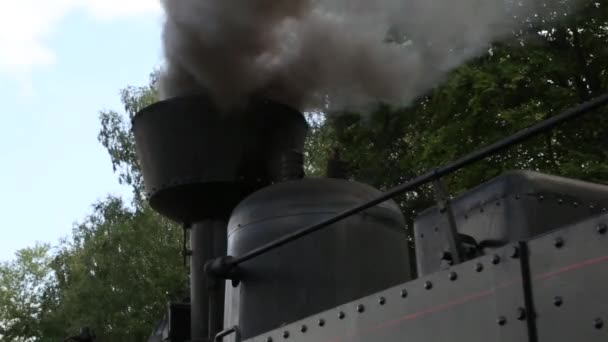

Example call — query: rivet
[517,308,526,320]
[379,297,386,305]
[510,246,519,258]
[554,237,564,248]
[557,198,563,205]
[594,318,603,329]
[589,204,596,210]
[357,304,365,313]
[597,224,607,234]
[476,263,484,272]
[539,195,545,201]
[574,201,579,207]
[318,319,325,327]
[401,289,408,298]
[338,311,345,319]
[424,281,433,290]
[553,296,563,307]
[300,325,308,333]
[492,255,501,264]
[449,272,458,281]
[497,316,507,326]
[283,331,290,338]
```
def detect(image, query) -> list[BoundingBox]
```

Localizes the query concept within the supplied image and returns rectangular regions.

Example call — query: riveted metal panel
[527,213,608,341]
[242,249,529,342]
[414,170,608,276]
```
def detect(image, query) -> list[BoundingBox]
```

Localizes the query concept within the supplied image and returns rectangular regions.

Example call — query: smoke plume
[158,0,570,112]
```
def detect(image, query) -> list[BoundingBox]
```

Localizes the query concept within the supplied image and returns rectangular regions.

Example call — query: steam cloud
[158,0,569,112]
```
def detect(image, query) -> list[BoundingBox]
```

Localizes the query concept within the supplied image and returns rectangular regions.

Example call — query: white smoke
[157,0,571,112]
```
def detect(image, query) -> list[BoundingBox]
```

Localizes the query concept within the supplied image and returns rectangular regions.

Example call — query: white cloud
[0,0,161,74]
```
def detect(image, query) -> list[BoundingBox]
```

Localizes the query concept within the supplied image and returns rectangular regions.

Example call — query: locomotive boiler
[136,93,608,342]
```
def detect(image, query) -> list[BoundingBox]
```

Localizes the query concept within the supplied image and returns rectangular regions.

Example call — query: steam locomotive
[124,93,608,342]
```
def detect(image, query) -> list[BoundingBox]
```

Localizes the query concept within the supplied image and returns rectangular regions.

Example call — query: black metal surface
[414,170,608,275]
[224,178,412,339]
[147,301,191,342]
[242,249,528,342]
[527,213,608,341]
[132,95,308,223]
[169,302,191,342]
[190,220,227,342]
[207,93,608,272]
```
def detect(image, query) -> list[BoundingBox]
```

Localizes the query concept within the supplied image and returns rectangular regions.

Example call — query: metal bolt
[597,224,607,235]
[424,281,433,290]
[476,263,484,272]
[554,237,564,248]
[300,325,308,333]
[449,272,458,281]
[401,289,408,298]
[497,316,507,326]
[553,296,563,307]
[318,319,325,327]
[379,297,386,305]
[338,311,345,319]
[357,304,365,313]
[574,201,579,207]
[283,331,290,338]
[510,246,519,258]
[557,198,563,205]
[594,318,604,329]
[590,204,596,210]
[517,308,526,320]
[492,255,501,264]
[539,195,545,201]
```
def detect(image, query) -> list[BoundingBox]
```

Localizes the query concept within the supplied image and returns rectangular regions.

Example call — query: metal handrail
[215,326,241,342]
[207,92,608,277]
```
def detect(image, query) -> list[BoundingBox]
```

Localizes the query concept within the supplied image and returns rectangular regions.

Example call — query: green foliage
[1,71,186,341]
[45,197,186,340]
[0,244,54,341]
[97,70,160,203]
[319,3,608,216]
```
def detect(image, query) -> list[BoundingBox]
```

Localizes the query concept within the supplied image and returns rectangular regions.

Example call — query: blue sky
[0,1,163,261]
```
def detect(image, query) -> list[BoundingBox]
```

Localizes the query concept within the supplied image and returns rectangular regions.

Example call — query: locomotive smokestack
[132,95,308,341]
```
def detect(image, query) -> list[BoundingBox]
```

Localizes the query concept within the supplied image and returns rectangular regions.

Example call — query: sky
[0,0,164,261]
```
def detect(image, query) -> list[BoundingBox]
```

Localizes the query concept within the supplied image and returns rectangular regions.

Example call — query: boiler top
[224,178,413,339]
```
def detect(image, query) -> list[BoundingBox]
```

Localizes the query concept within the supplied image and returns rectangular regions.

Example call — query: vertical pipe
[208,223,227,340]
[191,220,227,342]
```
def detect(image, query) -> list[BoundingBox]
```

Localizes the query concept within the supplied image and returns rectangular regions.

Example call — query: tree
[33,72,189,340]
[0,244,54,341]
[44,197,186,340]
